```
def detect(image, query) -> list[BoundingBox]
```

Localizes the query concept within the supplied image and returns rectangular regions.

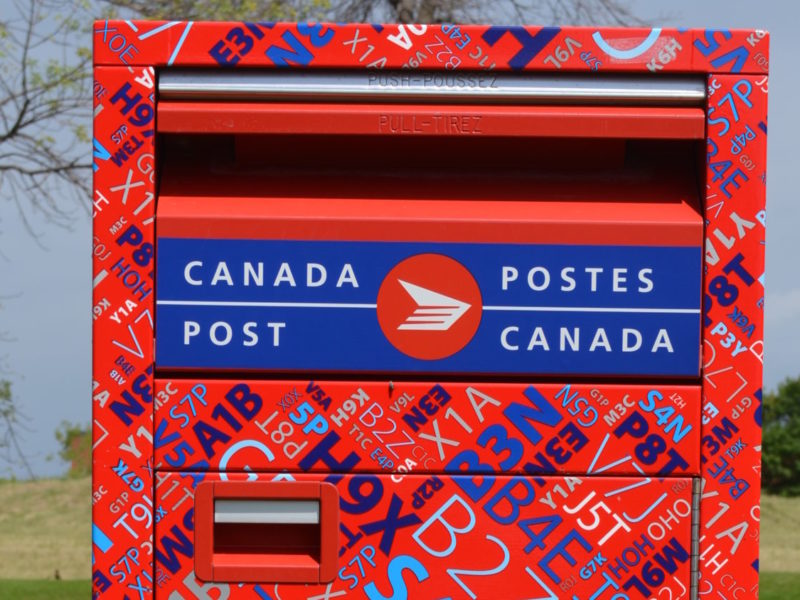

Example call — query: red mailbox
[92,22,767,600]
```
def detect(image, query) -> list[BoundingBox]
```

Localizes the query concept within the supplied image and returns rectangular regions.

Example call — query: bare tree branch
[0,379,36,480]
[0,0,651,233]
[102,0,647,26]
[0,0,92,233]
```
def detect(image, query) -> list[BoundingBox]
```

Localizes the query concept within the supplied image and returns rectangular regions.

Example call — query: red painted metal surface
[92,20,768,600]
[157,171,702,246]
[92,22,768,74]
[153,380,702,475]
[158,102,707,139]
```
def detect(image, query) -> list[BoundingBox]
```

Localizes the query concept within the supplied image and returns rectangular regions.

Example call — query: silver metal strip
[214,499,320,524]
[691,477,701,600]
[159,70,706,106]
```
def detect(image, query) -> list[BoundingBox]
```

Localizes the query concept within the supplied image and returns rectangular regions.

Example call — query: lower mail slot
[194,481,339,583]
[154,379,701,477]
[155,471,696,598]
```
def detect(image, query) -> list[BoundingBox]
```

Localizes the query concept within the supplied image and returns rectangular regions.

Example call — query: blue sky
[0,0,796,477]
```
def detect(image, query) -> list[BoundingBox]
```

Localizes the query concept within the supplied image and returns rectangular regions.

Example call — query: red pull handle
[158,101,705,140]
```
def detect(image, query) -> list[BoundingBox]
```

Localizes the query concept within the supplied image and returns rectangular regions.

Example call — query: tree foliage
[0,0,644,238]
[2,0,648,480]
[763,377,800,496]
[53,421,91,478]
[102,0,328,22]
[102,0,644,27]
[0,380,36,479]
[0,0,93,235]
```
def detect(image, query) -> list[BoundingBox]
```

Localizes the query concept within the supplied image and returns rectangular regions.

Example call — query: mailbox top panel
[93,22,768,75]
[155,170,703,377]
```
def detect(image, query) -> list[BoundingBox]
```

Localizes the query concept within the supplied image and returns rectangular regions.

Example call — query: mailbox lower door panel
[155,471,694,599]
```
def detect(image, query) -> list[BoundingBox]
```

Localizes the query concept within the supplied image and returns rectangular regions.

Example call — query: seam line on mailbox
[157,300,700,314]
[482,306,700,314]
[157,300,379,308]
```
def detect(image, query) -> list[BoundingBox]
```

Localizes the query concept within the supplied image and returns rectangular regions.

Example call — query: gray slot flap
[214,499,320,524]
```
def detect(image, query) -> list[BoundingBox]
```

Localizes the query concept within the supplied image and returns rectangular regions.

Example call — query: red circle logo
[377,254,482,360]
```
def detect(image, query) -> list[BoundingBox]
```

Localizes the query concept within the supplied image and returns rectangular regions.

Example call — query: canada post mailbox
[92,22,767,600]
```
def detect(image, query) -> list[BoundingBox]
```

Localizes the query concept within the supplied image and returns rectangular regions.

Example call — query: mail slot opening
[213,500,322,568]
[195,481,339,583]
[157,132,703,185]
[156,133,703,215]
[213,522,321,564]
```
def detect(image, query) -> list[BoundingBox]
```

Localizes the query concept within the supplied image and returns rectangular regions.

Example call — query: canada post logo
[155,238,702,376]
[377,254,482,360]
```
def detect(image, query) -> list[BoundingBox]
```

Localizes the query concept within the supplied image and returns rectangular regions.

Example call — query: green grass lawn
[761,494,800,572]
[0,579,89,599]
[762,572,800,599]
[1,575,799,599]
